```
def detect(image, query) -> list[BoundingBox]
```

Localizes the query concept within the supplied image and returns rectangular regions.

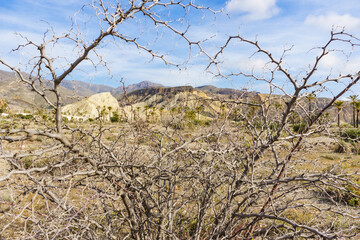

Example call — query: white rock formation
[62,92,120,120]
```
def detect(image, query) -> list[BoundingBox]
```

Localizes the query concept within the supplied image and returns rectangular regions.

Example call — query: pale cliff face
[62,92,120,120]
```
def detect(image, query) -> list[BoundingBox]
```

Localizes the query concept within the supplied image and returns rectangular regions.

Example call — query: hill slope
[62,92,121,120]
[0,70,80,112]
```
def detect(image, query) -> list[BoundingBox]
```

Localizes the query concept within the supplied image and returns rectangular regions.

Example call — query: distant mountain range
[1,69,258,112]
[0,70,165,111]
[0,69,351,125]
[60,79,164,97]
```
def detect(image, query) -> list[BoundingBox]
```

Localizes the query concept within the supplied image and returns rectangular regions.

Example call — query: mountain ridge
[0,69,353,125]
[0,70,165,111]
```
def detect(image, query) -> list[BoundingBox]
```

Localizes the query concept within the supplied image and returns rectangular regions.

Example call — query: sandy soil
[0,158,9,178]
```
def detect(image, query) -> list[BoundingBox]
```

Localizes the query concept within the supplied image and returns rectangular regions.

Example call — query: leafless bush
[1,1,360,239]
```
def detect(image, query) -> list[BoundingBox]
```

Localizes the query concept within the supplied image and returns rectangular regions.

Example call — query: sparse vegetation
[110,112,120,122]
[1,1,360,239]
[340,128,360,142]
[16,113,33,119]
[292,122,307,133]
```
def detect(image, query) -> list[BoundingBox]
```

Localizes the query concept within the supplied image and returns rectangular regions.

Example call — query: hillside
[0,70,81,112]
[0,70,164,112]
[0,69,356,125]
[119,86,250,121]
[62,92,121,120]
[61,79,164,97]
[196,85,257,99]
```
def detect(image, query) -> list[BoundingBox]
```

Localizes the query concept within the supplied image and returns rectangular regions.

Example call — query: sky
[0,0,360,97]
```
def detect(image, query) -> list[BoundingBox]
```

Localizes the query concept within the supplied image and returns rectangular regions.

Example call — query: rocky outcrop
[128,86,194,97]
[62,92,120,120]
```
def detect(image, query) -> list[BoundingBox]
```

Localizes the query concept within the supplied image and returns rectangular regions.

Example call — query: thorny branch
[0,1,360,239]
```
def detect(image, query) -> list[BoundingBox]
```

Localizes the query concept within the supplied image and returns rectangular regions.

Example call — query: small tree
[334,100,345,127]
[110,112,120,122]
[306,93,316,112]
[195,105,204,121]
[355,101,360,128]
[349,95,358,127]
[144,105,150,122]
[159,107,164,121]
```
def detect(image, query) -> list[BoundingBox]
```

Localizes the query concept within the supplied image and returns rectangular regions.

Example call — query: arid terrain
[1,0,360,238]
[1,79,360,238]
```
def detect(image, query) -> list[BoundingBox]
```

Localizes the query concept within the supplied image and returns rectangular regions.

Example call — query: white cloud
[305,12,360,31]
[125,66,218,87]
[225,0,280,20]
[319,52,340,69]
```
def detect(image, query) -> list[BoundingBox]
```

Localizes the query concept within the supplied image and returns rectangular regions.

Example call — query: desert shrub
[193,119,201,125]
[17,114,33,119]
[339,128,360,142]
[333,140,360,154]
[110,112,120,122]
[269,121,280,130]
[341,123,353,128]
[292,122,307,133]
[191,119,212,127]
[171,121,185,130]
[320,154,340,161]
[21,157,33,169]
[184,110,196,121]
[204,120,212,126]
[334,140,350,153]
[350,142,360,154]
[323,181,360,207]
[346,182,360,206]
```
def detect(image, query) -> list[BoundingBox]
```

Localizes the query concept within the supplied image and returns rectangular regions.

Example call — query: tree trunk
[353,106,356,127]
[55,84,62,134]
[338,111,340,127]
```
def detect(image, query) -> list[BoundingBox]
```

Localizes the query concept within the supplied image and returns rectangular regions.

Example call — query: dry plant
[1,0,360,239]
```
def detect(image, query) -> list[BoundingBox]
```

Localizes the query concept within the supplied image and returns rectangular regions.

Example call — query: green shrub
[184,110,196,121]
[17,114,33,119]
[333,140,360,154]
[323,180,360,207]
[269,122,280,130]
[340,123,353,128]
[350,142,360,154]
[204,120,212,126]
[334,140,349,153]
[171,121,185,130]
[292,122,307,133]
[339,128,360,142]
[110,112,120,122]
[344,181,360,206]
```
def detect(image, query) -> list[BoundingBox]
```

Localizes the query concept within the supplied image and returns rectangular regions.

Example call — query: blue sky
[0,0,360,97]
